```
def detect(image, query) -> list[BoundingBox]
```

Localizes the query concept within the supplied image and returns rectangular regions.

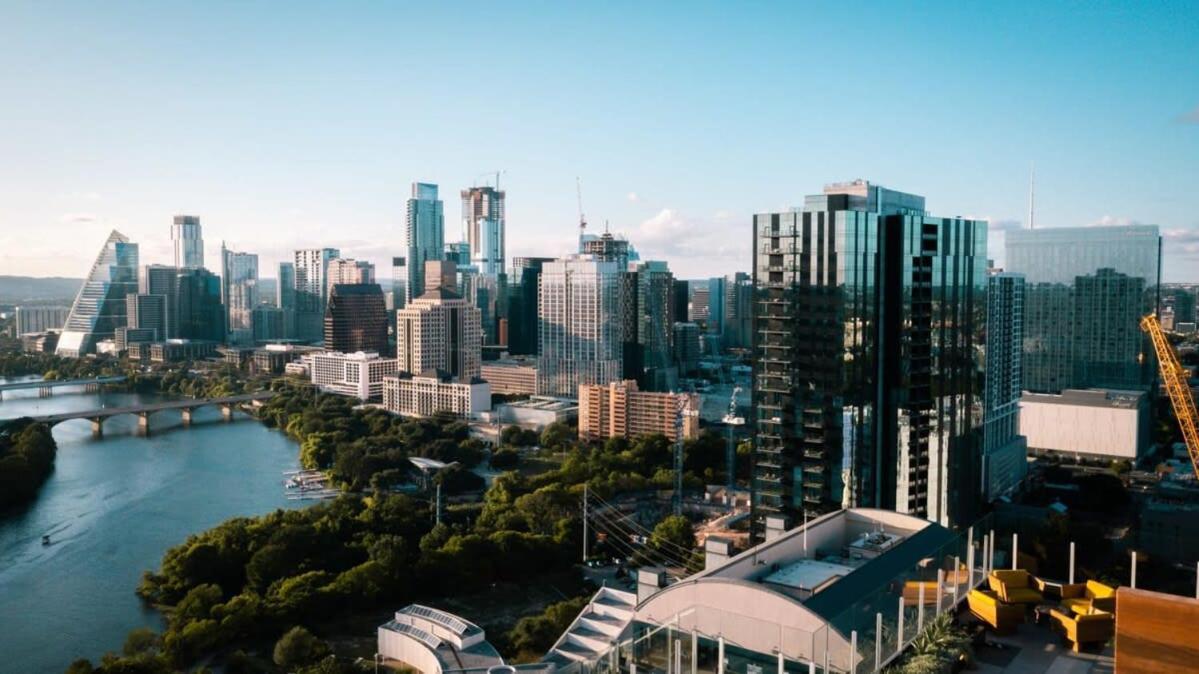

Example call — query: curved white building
[378,604,503,674]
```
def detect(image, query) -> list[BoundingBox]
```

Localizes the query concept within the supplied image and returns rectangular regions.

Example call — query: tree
[273,626,331,671]
[540,422,573,450]
[506,596,590,661]
[123,628,162,656]
[651,515,695,553]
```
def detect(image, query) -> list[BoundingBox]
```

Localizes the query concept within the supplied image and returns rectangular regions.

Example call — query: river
[0,378,305,673]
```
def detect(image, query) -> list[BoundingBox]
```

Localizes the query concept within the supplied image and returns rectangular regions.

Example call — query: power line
[586,491,699,559]
[587,511,695,569]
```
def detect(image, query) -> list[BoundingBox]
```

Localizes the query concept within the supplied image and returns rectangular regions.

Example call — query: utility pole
[674,397,690,517]
[435,482,442,526]
[583,484,589,563]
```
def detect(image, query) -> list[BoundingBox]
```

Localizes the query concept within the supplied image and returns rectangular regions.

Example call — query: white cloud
[626,192,640,203]
[631,208,751,278]
[59,212,98,224]
[1086,215,1143,228]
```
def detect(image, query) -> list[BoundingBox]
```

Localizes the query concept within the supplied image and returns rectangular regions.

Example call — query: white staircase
[543,587,637,670]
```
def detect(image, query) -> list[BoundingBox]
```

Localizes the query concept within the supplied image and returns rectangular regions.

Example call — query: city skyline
[1,3,1197,281]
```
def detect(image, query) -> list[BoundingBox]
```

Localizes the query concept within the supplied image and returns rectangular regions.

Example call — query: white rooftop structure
[378,604,501,674]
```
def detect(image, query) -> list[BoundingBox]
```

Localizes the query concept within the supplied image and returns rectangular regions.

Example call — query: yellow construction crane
[1141,314,1199,479]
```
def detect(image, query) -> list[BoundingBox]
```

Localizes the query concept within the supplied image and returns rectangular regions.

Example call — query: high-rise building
[294,248,340,343]
[324,283,389,355]
[461,185,505,277]
[508,257,554,356]
[175,268,225,342]
[1005,225,1161,393]
[251,305,286,343]
[57,230,139,357]
[1163,287,1196,324]
[578,380,699,443]
[582,231,632,267]
[171,215,204,269]
[395,273,482,381]
[306,351,397,401]
[14,306,69,335]
[390,256,407,312]
[626,261,677,391]
[277,261,296,338]
[672,322,701,377]
[141,264,180,338]
[983,271,1028,500]
[723,272,754,350]
[706,276,726,336]
[444,241,471,266]
[326,258,376,291]
[751,181,986,535]
[423,260,459,295]
[405,182,445,304]
[125,293,166,341]
[536,255,623,397]
[221,243,259,345]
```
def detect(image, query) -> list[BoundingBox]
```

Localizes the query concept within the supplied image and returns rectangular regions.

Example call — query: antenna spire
[1028,162,1036,230]
[576,177,587,252]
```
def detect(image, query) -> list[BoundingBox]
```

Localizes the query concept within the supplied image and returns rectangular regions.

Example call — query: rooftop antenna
[1028,162,1036,230]
[576,176,587,252]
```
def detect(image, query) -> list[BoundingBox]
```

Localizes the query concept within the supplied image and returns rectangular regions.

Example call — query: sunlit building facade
[57,230,140,357]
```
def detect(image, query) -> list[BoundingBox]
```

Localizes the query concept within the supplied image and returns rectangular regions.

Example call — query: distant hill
[0,276,83,305]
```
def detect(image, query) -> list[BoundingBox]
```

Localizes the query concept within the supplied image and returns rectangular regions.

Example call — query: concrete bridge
[0,375,127,400]
[19,391,276,437]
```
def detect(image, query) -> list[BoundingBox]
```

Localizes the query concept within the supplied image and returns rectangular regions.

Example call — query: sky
[1,1,1197,282]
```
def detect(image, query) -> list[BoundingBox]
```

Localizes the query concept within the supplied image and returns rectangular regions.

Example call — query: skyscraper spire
[1028,162,1036,230]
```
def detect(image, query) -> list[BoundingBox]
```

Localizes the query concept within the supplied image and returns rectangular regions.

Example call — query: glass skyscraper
[294,248,340,343]
[461,185,505,277]
[751,181,986,536]
[405,182,445,304]
[221,243,259,345]
[57,230,140,357]
[1005,225,1161,393]
[171,215,204,269]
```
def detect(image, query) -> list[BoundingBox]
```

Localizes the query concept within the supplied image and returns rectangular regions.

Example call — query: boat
[42,535,50,546]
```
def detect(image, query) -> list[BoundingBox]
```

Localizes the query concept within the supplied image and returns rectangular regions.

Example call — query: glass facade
[751,183,987,535]
[56,230,139,357]
[406,182,445,304]
[1005,225,1162,393]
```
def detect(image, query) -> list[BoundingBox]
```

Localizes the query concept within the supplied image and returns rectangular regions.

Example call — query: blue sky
[1,1,1197,281]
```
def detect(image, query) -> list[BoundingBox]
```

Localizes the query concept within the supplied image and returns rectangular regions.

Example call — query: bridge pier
[39,386,52,398]
[91,418,104,439]
[137,412,151,436]
[220,404,234,422]
[181,408,194,427]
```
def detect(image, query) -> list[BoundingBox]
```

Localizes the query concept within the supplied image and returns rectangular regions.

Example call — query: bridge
[0,375,127,399]
[16,391,276,437]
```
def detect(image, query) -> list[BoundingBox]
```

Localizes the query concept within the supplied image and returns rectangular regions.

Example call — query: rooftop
[1021,388,1145,409]
[499,396,578,411]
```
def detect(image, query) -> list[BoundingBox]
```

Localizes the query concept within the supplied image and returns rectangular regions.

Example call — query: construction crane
[576,176,587,252]
[722,386,744,491]
[673,396,697,516]
[1141,314,1199,479]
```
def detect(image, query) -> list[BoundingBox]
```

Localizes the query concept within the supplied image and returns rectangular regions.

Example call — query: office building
[141,264,180,338]
[21,332,59,354]
[14,306,69,335]
[150,339,219,363]
[508,257,553,355]
[671,279,690,330]
[251,344,317,375]
[307,350,397,400]
[404,182,445,304]
[327,257,376,290]
[723,272,753,350]
[382,371,491,420]
[751,181,986,535]
[581,231,633,267]
[1006,225,1161,393]
[125,293,166,341]
[277,261,296,338]
[1163,287,1196,325]
[114,326,155,351]
[444,241,471,266]
[325,283,389,355]
[626,260,677,391]
[57,230,139,357]
[294,247,340,342]
[171,215,204,269]
[251,305,285,343]
[578,380,698,443]
[983,272,1028,501]
[689,283,710,324]
[536,255,623,397]
[175,268,225,342]
[673,322,701,376]
[221,244,259,345]
[461,185,505,277]
[1020,388,1150,461]
[396,279,482,381]
[480,356,539,395]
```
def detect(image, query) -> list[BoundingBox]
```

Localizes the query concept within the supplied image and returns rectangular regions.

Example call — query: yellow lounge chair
[988,570,1042,605]
[967,589,1024,634]
[1060,580,1117,615]
[902,580,938,606]
[1049,607,1114,652]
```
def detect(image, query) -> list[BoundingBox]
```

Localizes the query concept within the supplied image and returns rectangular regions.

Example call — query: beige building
[383,370,490,419]
[1020,388,1150,461]
[578,379,699,442]
[480,356,538,395]
[307,350,397,401]
[396,287,482,381]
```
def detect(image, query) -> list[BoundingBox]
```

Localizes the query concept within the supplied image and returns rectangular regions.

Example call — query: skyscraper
[722,272,754,350]
[294,248,340,343]
[396,266,482,380]
[507,257,554,356]
[277,261,296,338]
[326,258,376,290]
[171,215,204,269]
[405,182,445,304]
[627,260,677,391]
[142,264,180,339]
[983,271,1028,500]
[536,255,623,397]
[461,185,505,277]
[221,243,259,345]
[57,230,139,357]
[751,181,986,535]
[175,268,225,342]
[1005,225,1161,393]
[126,293,166,341]
[324,283,389,355]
